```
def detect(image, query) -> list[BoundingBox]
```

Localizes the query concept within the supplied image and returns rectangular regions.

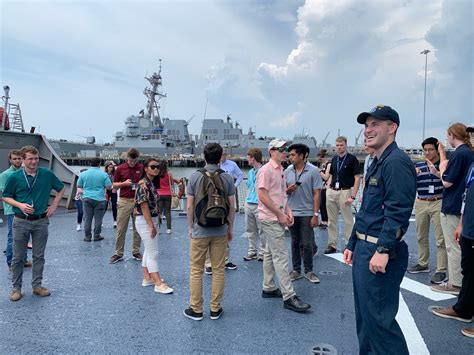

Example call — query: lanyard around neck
[23,168,38,195]
[294,162,306,183]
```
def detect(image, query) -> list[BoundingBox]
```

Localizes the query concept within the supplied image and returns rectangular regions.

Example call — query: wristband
[350,196,356,200]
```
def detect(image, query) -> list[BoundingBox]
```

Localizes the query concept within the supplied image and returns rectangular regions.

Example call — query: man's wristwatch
[350,195,356,200]
[376,245,390,254]
[313,212,318,217]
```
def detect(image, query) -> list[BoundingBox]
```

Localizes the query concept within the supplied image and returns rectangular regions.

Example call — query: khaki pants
[245,202,265,256]
[260,220,296,301]
[414,199,447,272]
[205,243,229,267]
[326,188,354,249]
[189,236,227,313]
[440,213,462,287]
[114,198,141,257]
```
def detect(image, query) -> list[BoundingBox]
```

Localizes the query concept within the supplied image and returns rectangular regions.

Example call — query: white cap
[268,138,287,151]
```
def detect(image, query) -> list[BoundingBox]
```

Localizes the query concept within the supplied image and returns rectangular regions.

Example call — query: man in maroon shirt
[110,148,144,264]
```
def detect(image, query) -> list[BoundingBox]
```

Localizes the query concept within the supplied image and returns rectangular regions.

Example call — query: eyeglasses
[148,165,159,170]
[271,147,288,152]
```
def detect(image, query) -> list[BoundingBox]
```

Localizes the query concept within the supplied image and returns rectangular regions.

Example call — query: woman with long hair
[157,160,181,234]
[134,158,173,294]
[104,161,118,228]
[432,123,474,296]
[317,149,330,228]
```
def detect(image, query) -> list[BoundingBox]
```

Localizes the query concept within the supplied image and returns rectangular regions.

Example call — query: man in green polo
[2,145,65,302]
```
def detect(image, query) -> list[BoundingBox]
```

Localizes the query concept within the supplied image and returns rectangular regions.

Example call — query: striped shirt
[416,160,443,199]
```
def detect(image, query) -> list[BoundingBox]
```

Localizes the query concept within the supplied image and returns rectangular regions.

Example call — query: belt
[417,196,442,202]
[15,213,47,221]
[356,232,378,244]
[356,231,404,244]
[330,187,350,191]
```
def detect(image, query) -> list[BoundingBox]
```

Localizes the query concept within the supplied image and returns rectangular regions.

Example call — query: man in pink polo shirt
[256,138,311,313]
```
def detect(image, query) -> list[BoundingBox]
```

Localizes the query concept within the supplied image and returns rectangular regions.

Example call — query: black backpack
[194,168,229,227]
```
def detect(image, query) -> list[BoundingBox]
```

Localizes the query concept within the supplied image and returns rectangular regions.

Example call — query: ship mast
[143,59,167,129]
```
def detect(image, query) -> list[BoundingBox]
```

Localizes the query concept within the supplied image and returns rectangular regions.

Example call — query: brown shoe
[431,306,472,323]
[430,282,461,295]
[461,328,474,338]
[32,287,51,297]
[109,254,123,264]
[324,246,337,254]
[23,260,33,268]
[10,288,22,302]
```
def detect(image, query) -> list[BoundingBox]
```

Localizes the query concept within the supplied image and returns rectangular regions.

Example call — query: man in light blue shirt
[243,148,265,261]
[77,158,112,242]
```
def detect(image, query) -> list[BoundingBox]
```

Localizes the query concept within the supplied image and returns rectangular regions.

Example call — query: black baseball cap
[357,104,400,126]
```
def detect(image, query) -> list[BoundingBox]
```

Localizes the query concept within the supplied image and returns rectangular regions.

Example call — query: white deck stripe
[325,253,455,301]
[397,294,430,355]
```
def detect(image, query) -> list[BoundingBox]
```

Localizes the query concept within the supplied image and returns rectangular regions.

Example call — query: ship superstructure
[113,60,194,156]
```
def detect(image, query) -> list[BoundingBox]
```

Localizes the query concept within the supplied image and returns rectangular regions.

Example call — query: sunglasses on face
[148,165,159,170]
[271,147,288,152]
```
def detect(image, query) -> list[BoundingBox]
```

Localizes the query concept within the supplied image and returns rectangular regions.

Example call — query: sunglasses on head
[148,165,159,170]
[271,147,288,152]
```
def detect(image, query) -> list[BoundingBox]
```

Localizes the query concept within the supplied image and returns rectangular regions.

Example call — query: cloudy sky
[1,0,472,148]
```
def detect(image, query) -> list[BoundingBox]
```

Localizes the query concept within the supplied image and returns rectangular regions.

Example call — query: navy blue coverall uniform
[346,142,416,355]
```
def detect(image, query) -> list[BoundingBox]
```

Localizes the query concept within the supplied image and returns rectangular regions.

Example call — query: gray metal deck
[0,210,472,354]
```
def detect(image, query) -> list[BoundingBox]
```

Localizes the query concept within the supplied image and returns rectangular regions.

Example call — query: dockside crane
[321,131,330,147]
[355,128,363,147]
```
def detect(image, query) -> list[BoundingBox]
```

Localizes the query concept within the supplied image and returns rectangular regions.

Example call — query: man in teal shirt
[0,149,31,271]
[3,145,65,302]
[77,158,112,242]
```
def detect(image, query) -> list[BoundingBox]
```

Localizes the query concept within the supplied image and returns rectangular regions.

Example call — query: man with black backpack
[184,143,236,321]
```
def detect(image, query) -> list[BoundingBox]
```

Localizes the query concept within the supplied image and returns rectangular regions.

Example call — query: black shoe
[283,295,311,312]
[210,308,223,320]
[132,253,143,261]
[431,272,448,284]
[205,267,212,275]
[183,307,203,321]
[84,237,92,242]
[324,246,337,254]
[93,236,104,241]
[257,255,264,262]
[225,262,237,270]
[262,288,283,298]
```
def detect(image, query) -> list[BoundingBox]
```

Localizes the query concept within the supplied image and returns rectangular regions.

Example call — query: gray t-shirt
[285,162,323,217]
[186,164,236,238]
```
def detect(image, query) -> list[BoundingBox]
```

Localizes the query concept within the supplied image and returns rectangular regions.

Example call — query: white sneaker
[76,224,81,231]
[166,229,172,234]
[154,283,173,294]
[113,221,117,228]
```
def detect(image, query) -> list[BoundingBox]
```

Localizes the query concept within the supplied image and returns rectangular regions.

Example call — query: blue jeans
[5,214,14,266]
[76,199,83,224]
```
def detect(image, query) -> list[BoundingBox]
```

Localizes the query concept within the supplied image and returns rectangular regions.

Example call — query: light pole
[420,49,430,140]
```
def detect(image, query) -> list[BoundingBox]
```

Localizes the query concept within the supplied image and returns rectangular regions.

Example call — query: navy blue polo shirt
[441,144,474,215]
[347,142,417,250]
[462,163,474,240]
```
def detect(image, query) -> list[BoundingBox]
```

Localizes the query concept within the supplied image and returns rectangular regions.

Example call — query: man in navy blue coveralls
[343,105,416,354]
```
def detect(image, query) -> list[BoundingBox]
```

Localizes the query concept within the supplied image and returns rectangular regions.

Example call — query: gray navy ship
[196,115,318,157]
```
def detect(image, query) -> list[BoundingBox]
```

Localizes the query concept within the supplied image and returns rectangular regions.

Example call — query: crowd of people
[1,110,473,350]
